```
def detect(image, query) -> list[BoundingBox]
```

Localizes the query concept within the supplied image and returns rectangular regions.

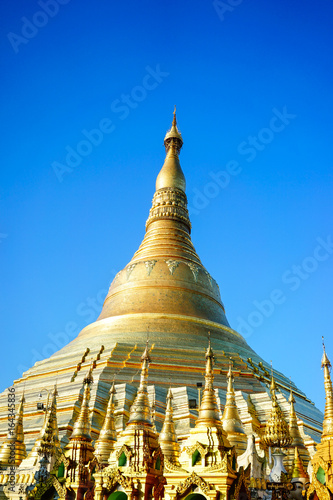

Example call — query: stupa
[0,110,323,466]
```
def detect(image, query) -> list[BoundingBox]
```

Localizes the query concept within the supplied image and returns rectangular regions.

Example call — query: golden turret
[25,385,60,463]
[0,393,26,466]
[158,388,180,464]
[222,361,247,454]
[70,368,93,441]
[262,376,292,449]
[94,382,117,464]
[288,389,304,448]
[127,342,152,427]
[321,339,333,440]
[195,338,223,428]
[291,447,308,480]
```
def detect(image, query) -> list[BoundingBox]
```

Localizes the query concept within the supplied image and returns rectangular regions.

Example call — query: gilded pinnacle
[262,375,292,448]
[159,388,180,463]
[321,340,333,439]
[94,382,117,464]
[70,370,93,441]
[292,447,308,480]
[156,109,185,192]
[196,339,221,427]
[127,344,152,426]
[222,361,245,438]
[289,389,304,447]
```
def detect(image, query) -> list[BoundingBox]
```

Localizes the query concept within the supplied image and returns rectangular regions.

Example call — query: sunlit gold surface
[222,362,247,454]
[262,377,292,449]
[0,112,324,486]
[94,382,117,464]
[158,388,180,464]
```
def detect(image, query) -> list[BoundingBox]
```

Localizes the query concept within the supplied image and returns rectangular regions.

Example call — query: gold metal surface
[321,340,333,439]
[222,362,247,454]
[262,376,292,449]
[94,382,117,464]
[158,388,180,464]
[70,369,93,441]
[291,447,308,480]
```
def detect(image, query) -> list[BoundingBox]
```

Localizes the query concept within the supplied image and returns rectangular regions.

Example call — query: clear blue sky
[1,0,332,412]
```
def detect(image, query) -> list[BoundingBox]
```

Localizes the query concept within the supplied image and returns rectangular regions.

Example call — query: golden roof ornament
[262,374,292,449]
[163,106,183,153]
[155,107,186,192]
[70,367,93,441]
[291,446,308,480]
[159,387,180,464]
[288,389,304,447]
[0,392,26,466]
[127,341,153,426]
[195,336,222,428]
[222,360,246,437]
[94,381,117,464]
[321,337,333,440]
[26,385,60,462]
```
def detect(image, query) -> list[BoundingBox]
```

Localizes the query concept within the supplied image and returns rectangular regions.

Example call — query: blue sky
[0,0,332,412]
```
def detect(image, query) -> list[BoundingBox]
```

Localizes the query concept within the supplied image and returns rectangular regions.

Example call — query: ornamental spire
[70,368,93,441]
[291,446,308,480]
[222,360,246,448]
[127,342,152,426]
[321,337,333,439]
[159,388,180,464]
[26,385,60,463]
[94,382,117,464]
[155,108,186,193]
[196,336,221,427]
[288,389,304,447]
[262,374,292,449]
[0,392,26,466]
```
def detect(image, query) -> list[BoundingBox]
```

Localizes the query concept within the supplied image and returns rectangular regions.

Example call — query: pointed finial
[172,105,177,126]
[322,336,331,369]
[321,337,333,439]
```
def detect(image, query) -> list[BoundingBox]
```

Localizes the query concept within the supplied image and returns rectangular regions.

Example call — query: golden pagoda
[0,111,327,500]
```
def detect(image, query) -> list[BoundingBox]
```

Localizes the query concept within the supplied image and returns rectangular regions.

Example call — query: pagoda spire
[94,382,117,465]
[291,446,308,480]
[196,337,221,428]
[127,342,152,426]
[288,389,304,447]
[159,387,180,464]
[26,385,60,463]
[263,375,292,449]
[222,360,247,453]
[0,392,26,466]
[321,338,333,440]
[70,367,93,441]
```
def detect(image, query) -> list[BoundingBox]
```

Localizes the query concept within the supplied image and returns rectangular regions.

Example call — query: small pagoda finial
[321,337,333,439]
[70,368,93,441]
[127,343,152,426]
[159,387,180,464]
[94,381,117,464]
[172,105,177,126]
[263,371,292,448]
